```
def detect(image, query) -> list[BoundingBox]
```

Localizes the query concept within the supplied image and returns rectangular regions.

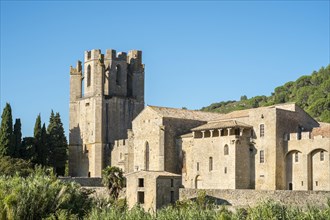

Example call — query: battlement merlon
[70,60,82,75]
[84,49,102,62]
[127,50,142,64]
[114,139,129,148]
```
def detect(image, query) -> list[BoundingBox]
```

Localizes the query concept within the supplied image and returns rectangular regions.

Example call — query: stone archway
[308,149,328,190]
[285,150,302,190]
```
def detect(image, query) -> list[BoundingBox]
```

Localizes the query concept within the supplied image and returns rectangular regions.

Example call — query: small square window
[138,178,144,187]
[224,167,227,174]
[171,179,174,187]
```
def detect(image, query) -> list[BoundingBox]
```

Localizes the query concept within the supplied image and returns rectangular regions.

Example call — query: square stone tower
[69,49,144,177]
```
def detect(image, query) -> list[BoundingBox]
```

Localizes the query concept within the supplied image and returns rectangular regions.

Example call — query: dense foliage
[0,156,34,177]
[201,65,330,123]
[1,167,329,220]
[85,192,330,220]
[0,103,68,176]
[0,168,93,220]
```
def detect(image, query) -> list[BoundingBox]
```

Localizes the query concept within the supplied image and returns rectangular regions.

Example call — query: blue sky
[1,1,329,137]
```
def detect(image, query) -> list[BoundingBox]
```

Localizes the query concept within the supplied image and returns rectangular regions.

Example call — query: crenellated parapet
[288,131,328,141]
[70,61,82,75]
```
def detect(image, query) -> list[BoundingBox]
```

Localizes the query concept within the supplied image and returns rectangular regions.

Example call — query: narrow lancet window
[116,64,121,86]
[224,144,229,155]
[87,65,91,87]
[260,124,264,137]
[145,142,150,170]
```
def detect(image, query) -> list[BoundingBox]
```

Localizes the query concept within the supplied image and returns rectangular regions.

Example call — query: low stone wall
[83,187,127,200]
[180,188,330,209]
[59,177,103,187]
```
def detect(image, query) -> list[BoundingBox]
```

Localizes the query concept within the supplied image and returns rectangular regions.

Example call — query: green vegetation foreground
[1,168,330,220]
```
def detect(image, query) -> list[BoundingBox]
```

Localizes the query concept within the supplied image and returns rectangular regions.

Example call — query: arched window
[224,144,229,155]
[87,65,91,87]
[145,142,150,170]
[209,157,213,171]
[116,64,121,86]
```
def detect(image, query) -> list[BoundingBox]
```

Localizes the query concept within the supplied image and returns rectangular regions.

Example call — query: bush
[0,167,93,219]
[0,156,34,177]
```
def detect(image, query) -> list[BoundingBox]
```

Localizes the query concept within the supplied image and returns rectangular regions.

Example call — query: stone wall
[59,177,103,187]
[180,188,330,209]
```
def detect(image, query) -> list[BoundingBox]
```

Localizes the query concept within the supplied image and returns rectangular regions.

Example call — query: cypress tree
[34,114,43,164]
[47,111,55,168]
[20,137,37,162]
[47,111,67,175]
[41,123,48,166]
[13,118,22,157]
[0,103,14,156]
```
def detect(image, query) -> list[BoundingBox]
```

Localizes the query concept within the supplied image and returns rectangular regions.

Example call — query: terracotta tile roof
[148,105,223,121]
[191,120,252,131]
[312,123,330,138]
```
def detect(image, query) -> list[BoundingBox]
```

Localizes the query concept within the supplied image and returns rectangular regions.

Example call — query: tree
[47,111,68,175]
[102,166,125,200]
[0,103,14,157]
[13,119,22,157]
[34,114,43,165]
[20,137,37,162]
[240,95,247,101]
[40,123,48,166]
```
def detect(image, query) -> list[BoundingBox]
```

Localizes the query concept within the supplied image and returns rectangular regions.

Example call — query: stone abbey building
[69,49,330,211]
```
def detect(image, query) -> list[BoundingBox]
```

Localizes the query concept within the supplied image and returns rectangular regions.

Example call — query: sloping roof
[191,120,252,131]
[147,105,222,121]
[211,103,298,121]
[312,123,330,138]
[125,170,181,177]
[180,133,193,138]
[214,109,250,120]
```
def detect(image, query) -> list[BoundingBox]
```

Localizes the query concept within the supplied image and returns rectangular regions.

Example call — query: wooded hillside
[201,65,330,123]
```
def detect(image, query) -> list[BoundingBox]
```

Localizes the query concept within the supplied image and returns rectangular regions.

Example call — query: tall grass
[1,171,329,220]
[85,197,330,220]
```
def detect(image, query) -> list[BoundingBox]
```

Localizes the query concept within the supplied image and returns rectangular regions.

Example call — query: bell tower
[69,48,145,177]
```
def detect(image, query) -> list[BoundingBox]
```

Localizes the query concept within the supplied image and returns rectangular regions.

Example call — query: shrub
[0,167,93,219]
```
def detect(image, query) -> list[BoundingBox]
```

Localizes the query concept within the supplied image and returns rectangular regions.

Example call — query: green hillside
[201,65,330,123]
